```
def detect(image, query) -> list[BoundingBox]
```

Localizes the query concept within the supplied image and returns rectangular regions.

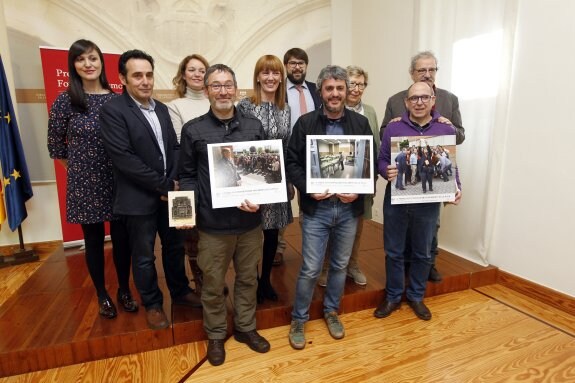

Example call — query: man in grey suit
[381,51,465,145]
[101,49,200,331]
[380,51,465,283]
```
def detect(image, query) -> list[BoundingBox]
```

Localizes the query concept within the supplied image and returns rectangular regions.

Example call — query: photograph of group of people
[208,139,287,208]
[390,135,457,204]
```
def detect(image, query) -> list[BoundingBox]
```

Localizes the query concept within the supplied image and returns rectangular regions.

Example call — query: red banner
[39,47,122,244]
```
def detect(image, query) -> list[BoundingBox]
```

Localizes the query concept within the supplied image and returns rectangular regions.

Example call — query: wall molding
[498,270,575,317]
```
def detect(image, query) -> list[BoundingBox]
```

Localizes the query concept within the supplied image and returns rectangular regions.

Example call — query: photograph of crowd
[390,135,457,204]
[210,140,284,188]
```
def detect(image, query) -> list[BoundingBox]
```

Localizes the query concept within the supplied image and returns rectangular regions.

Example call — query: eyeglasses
[415,67,438,75]
[287,61,306,68]
[407,95,433,104]
[349,82,366,90]
[208,83,235,92]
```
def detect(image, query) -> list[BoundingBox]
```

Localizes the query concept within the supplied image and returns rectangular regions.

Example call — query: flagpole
[0,225,38,268]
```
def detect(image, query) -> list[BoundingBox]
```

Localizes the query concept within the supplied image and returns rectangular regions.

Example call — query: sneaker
[288,320,306,350]
[347,266,367,286]
[317,268,328,287]
[324,311,345,339]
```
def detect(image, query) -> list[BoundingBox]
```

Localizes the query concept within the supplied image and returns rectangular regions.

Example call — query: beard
[287,72,305,85]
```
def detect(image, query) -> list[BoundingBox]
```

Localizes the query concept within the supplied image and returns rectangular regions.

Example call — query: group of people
[47,38,463,367]
[394,144,452,193]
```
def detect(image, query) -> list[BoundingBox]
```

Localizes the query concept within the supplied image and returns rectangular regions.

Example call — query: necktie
[296,85,308,114]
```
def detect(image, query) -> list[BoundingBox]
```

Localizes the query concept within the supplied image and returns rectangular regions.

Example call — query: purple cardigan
[378,110,461,189]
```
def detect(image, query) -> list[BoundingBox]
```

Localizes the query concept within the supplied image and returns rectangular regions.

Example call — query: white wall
[487,0,575,295]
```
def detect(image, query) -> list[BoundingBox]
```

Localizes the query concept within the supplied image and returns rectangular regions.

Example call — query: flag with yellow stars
[0,56,33,231]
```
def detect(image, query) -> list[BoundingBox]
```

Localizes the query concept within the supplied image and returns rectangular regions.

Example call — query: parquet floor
[1,287,573,382]
[0,219,509,379]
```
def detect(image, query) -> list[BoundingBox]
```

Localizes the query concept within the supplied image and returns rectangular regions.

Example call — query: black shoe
[257,283,278,304]
[207,339,226,366]
[173,292,202,308]
[233,330,270,353]
[408,300,432,320]
[373,300,401,318]
[117,290,139,312]
[98,297,117,319]
[428,266,442,283]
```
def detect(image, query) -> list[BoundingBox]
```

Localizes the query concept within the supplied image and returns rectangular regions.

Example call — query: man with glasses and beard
[286,65,375,350]
[178,64,269,366]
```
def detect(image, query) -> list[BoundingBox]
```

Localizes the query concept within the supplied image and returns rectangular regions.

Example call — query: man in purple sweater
[374,82,461,321]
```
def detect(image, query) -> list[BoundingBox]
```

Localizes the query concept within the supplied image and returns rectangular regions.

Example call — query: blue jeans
[383,186,439,302]
[292,199,358,322]
[122,203,191,309]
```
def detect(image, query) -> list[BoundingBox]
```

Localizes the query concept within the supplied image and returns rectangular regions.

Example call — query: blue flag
[0,56,33,231]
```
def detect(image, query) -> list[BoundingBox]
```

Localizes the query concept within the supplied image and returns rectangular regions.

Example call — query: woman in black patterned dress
[47,40,137,319]
[237,55,294,303]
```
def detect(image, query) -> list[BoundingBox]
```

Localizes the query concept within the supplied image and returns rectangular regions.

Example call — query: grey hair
[204,63,237,87]
[316,65,349,91]
[346,65,369,85]
[409,51,438,74]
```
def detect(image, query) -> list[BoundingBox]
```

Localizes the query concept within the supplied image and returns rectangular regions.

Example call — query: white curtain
[412,0,519,266]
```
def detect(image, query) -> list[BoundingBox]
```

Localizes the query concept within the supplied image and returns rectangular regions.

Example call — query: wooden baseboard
[497,270,575,317]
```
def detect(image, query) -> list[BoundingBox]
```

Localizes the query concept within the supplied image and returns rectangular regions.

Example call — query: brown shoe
[173,292,202,308]
[146,307,169,330]
[207,339,226,366]
[233,330,270,353]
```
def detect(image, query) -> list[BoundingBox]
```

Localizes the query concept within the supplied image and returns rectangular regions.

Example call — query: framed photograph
[390,134,457,204]
[168,190,195,227]
[207,139,288,209]
[306,135,374,194]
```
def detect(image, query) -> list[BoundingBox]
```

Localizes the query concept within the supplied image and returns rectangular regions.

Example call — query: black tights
[81,220,131,300]
[260,229,279,288]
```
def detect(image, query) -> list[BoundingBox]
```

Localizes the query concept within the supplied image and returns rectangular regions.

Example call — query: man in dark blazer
[274,47,323,268]
[100,49,200,330]
[283,47,322,130]
[380,50,465,283]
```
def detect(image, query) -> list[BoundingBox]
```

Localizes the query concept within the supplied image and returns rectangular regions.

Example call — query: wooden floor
[0,219,503,378]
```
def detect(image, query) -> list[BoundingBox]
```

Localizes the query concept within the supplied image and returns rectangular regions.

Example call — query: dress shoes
[428,266,442,283]
[117,290,139,312]
[233,329,270,353]
[408,300,432,321]
[173,292,202,308]
[98,297,118,319]
[207,339,226,366]
[373,300,401,318]
[146,307,170,330]
[257,283,278,304]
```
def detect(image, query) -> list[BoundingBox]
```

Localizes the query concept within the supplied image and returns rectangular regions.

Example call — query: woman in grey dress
[237,55,293,303]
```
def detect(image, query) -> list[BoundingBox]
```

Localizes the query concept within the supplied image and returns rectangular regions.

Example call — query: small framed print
[168,190,195,227]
